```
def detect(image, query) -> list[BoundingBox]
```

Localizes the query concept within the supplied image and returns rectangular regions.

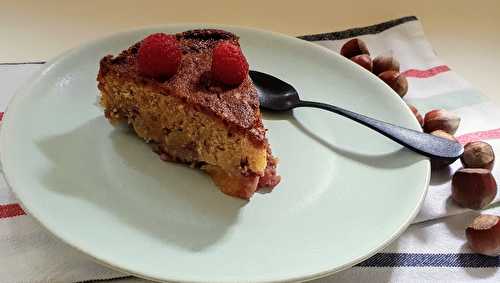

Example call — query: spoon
[249,70,464,162]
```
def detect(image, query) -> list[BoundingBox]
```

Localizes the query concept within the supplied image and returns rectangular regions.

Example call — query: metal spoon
[249,70,463,162]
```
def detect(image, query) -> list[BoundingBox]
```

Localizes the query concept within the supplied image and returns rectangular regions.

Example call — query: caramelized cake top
[98,29,266,147]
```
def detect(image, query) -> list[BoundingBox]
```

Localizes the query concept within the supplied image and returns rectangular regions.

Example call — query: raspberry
[211,42,249,86]
[137,33,182,79]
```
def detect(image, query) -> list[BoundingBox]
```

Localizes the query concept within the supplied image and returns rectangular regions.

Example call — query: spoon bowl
[250,70,300,111]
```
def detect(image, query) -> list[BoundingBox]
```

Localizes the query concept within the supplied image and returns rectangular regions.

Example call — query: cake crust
[98,29,266,147]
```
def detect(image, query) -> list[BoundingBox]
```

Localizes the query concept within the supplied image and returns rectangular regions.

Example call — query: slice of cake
[97,29,280,199]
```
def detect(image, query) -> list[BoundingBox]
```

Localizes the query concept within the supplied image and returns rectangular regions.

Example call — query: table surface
[3,2,499,282]
[2,1,500,105]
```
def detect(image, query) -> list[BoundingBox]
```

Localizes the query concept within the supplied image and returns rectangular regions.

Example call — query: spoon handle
[296,100,463,161]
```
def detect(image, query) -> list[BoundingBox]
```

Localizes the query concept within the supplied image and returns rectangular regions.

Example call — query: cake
[97,29,280,199]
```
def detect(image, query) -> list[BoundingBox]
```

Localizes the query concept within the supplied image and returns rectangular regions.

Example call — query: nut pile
[340,38,500,256]
[340,38,408,97]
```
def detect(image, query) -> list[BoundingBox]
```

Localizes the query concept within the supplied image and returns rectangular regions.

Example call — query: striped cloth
[1,16,499,282]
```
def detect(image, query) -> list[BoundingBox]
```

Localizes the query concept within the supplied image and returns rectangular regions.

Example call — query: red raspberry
[211,42,249,86]
[137,33,182,79]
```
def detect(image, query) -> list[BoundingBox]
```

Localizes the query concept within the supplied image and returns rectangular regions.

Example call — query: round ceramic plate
[1,25,429,283]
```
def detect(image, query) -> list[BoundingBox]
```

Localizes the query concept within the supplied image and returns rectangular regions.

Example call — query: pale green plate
[0,25,430,283]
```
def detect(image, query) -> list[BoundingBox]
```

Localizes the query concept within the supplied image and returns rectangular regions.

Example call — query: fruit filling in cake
[97,29,280,199]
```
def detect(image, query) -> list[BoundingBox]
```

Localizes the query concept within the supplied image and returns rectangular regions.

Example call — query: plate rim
[0,23,431,283]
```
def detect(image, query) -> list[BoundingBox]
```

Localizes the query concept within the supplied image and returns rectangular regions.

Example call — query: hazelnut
[451,168,497,209]
[350,54,373,72]
[431,129,457,141]
[461,141,495,170]
[378,71,408,97]
[340,38,370,58]
[423,109,460,135]
[373,55,400,75]
[430,130,459,169]
[407,104,424,127]
[466,214,500,256]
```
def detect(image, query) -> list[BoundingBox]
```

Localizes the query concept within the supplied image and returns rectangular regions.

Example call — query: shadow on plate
[36,116,244,252]
[269,111,427,169]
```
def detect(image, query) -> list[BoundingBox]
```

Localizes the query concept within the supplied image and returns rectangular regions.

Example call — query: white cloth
[0,17,499,282]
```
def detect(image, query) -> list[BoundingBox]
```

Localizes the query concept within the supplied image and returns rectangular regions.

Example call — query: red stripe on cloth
[402,65,451,78]
[0,203,26,219]
[457,128,500,144]
[0,112,3,121]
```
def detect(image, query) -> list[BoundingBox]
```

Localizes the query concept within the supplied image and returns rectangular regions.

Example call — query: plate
[0,25,429,282]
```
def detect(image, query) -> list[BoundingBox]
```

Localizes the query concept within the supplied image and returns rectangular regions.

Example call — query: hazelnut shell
[350,54,373,72]
[340,38,370,58]
[373,55,400,75]
[466,214,500,256]
[451,168,497,209]
[461,141,495,170]
[431,130,457,141]
[423,109,460,135]
[378,71,408,97]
